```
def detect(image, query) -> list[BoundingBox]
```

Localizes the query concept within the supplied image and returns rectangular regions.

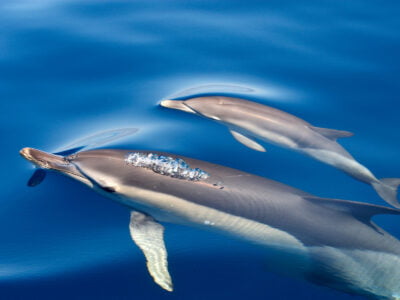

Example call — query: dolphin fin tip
[229,130,266,152]
[304,196,400,220]
[129,211,173,292]
[310,126,354,141]
[27,169,47,187]
[372,178,400,208]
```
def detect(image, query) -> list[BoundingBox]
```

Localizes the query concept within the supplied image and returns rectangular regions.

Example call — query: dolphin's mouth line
[37,160,87,180]
[180,103,221,121]
[181,102,198,114]
[61,166,87,180]
[160,100,197,114]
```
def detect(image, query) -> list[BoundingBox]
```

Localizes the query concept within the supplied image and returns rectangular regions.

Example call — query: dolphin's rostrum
[20,147,400,300]
[160,96,400,208]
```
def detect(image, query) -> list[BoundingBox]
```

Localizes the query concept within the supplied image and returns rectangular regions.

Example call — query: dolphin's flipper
[309,126,354,141]
[129,211,173,292]
[229,130,266,152]
[27,169,47,187]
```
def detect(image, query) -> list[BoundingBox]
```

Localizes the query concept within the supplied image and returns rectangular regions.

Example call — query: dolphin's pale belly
[301,148,377,183]
[114,185,400,299]
[232,122,299,149]
[309,246,400,300]
[232,119,378,182]
[257,128,298,148]
[117,184,308,251]
[115,184,312,276]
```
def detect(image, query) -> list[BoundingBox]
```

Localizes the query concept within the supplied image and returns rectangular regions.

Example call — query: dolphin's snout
[20,147,33,161]
[20,147,65,169]
[160,100,196,114]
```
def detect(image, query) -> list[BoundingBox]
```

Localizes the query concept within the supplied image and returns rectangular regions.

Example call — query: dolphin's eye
[101,186,116,193]
[125,152,209,181]
[64,154,77,162]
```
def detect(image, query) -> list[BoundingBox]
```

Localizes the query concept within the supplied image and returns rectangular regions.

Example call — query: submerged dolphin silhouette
[20,147,400,299]
[160,96,400,208]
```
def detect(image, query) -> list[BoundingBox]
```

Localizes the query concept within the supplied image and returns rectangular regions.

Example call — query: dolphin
[20,147,400,299]
[160,96,400,208]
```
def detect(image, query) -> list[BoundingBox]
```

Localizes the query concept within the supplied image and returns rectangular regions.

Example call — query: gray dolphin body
[20,147,400,299]
[160,96,400,208]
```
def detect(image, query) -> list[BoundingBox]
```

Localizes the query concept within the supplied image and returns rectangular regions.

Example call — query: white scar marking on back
[125,153,209,181]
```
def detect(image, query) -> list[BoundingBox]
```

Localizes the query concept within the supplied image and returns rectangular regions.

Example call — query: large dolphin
[160,96,400,208]
[20,147,400,299]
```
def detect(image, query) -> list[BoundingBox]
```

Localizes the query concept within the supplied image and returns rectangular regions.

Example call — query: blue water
[1,0,400,299]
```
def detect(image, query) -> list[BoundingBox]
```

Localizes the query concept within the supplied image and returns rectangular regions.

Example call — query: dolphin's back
[217,97,310,125]
[181,157,400,250]
[88,150,400,256]
[72,149,400,299]
[173,155,400,299]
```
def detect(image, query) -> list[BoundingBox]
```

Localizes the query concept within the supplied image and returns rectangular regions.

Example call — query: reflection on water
[54,127,139,153]
[164,82,299,103]
[166,84,255,99]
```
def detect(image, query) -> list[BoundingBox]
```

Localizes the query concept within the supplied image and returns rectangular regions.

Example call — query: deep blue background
[1,1,399,299]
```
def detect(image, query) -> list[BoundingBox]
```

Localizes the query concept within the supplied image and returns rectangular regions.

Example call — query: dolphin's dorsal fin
[309,126,354,141]
[229,130,266,152]
[54,146,86,156]
[129,211,173,292]
[304,196,400,222]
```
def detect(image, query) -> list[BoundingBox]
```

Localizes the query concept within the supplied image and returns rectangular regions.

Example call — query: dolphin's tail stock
[372,178,400,208]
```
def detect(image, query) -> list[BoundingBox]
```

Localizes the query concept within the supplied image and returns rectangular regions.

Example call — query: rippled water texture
[1,0,400,299]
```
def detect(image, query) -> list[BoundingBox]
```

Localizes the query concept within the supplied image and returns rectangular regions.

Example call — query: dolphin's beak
[20,147,91,185]
[160,100,196,114]
[20,148,66,168]
[20,147,81,175]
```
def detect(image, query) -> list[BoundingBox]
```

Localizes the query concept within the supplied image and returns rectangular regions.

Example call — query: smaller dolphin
[160,96,400,208]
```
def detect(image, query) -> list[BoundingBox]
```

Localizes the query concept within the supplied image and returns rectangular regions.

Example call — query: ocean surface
[1,0,400,299]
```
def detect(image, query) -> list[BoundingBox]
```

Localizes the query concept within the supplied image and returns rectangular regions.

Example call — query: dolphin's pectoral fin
[129,211,173,292]
[309,126,354,141]
[304,196,400,223]
[27,169,47,187]
[229,130,266,152]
